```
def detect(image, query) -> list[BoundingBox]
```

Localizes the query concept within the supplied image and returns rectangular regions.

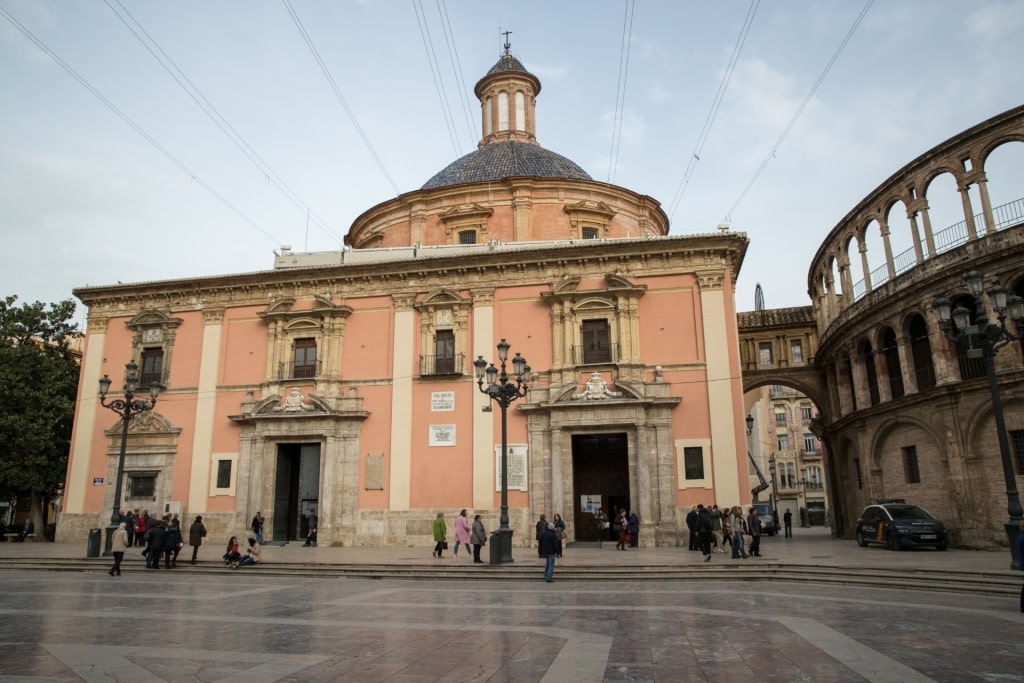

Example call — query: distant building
[58,49,752,547]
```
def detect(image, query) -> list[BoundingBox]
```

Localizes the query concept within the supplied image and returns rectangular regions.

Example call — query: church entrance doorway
[273,443,321,542]
[571,433,629,542]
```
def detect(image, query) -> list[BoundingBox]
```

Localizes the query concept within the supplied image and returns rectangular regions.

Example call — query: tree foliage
[0,296,80,516]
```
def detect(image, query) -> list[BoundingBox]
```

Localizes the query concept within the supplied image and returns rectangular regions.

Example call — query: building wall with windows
[57,51,752,548]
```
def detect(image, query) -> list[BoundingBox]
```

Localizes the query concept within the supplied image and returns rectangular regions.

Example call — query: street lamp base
[1004,520,1022,571]
[488,529,514,565]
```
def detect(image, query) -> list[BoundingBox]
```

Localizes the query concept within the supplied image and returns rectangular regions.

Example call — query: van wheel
[936,543,948,551]
[856,530,868,547]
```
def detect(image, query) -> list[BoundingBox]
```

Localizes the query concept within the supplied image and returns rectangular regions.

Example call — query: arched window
[881,327,903,399]
[859,339,880,406]
[484,97,492,136]
[514,91,525,131]
[908,314,935,391]
[498,91,509,131]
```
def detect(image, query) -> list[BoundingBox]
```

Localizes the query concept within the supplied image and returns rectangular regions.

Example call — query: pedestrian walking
[628,509,640,547]
[746,506,762,557]
[471,514,487,564]
[108,522,129,576]
[685,505,699,550]
[535,514,547,557]
[614,508,629,550]
[134,511,148,547]
[145,521,167,569]
[696,505,713,561]
[783,509,793,538]
[302,513,318,547]
[124,510,136,547]
[539,522,562,583]
[164,518,183,568]
[552,513,566,556]
[728,506,749,559]
[710,505,726,553]
[188,516,207,564]
[453,509,471,559]
[432,512,447,558]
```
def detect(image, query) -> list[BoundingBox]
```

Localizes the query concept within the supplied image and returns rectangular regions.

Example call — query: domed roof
[421,141,592,190]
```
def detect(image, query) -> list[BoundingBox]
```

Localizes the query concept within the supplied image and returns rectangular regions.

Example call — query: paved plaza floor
[0,530,1022,682]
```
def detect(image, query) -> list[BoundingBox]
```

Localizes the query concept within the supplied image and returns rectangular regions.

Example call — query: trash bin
[86,528,101,558]
[489,531,501,565]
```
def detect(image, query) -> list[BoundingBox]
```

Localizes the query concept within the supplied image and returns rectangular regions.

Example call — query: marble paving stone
[0,571,1021,681]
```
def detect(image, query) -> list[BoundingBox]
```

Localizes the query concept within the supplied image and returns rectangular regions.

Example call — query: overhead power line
[668,0,759,221]
[435,0,477,148]
[104,0,343,245]
[0,3,284,246]
[607,0,636,184]
[283,0,400,196]
[723,0,875,224]
[411,0,461,156]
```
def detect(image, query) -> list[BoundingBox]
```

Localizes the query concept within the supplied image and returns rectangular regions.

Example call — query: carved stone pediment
[572,372,623,400]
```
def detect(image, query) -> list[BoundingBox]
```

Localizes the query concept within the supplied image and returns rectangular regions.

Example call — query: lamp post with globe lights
[98,361,163,556]
[933,270,1024,570]
[474,339,529,565]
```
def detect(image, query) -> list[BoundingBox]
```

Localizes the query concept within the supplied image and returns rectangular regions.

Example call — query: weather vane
[502,29,512,55]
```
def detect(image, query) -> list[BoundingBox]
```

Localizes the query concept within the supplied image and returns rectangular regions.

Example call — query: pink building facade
[57,51,751,548]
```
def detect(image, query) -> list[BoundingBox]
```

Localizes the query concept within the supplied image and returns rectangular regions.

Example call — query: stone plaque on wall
[364,453,384,490]
[429,425,456,447]
[494,444,528,491]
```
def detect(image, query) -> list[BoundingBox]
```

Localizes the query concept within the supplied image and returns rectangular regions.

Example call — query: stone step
[1,558,1017,596]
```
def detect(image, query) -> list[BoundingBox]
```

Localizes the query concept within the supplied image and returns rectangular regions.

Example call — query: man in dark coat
[696,505,714,561]
[145,522,167,569]
[685,506,699,550]
[539,522,562,583]
[188,516,207,564]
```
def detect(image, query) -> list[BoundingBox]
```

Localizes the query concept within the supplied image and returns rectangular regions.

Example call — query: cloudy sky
[2,0,1023,326]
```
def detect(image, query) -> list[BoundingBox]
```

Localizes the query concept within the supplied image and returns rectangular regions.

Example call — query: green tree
[0,296,80,536]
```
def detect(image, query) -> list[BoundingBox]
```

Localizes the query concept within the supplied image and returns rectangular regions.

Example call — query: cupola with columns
[474,36,541,147]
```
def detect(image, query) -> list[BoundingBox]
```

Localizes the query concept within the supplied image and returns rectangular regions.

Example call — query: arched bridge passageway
[738,306,824,405]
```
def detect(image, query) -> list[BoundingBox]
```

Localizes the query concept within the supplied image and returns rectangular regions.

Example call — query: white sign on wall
[494,444,528,491]
[431,391,455,412]
[429,424,456,447]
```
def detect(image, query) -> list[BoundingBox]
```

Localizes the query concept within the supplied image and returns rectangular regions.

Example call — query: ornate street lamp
[745,413,754,436]
[933,270,1024,570]
[474,339,529,565]
[98,361,163,556]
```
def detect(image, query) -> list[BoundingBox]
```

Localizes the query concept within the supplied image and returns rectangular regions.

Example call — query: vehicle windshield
[886,505,933,520]
[753,503,771,516]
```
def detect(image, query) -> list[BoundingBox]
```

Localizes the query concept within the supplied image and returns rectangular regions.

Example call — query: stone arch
[867,415,952,518]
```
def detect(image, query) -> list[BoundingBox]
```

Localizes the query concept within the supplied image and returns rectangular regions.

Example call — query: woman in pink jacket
[453,509,472,559]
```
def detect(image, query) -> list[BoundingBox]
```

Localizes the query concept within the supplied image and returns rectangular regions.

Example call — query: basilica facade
[57,51,751,548]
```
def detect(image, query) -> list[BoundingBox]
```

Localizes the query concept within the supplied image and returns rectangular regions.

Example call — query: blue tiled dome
[421,141,592,190]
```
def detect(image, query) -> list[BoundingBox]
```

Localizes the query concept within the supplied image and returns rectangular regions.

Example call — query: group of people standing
[432,510,487,562]
[108,513,209,575]
[686,504,771,562]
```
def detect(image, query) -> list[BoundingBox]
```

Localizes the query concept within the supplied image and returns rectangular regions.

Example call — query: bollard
[86,528,101,558]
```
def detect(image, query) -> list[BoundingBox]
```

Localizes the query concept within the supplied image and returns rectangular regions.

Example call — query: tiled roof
[486,54,532,77]
[421,141,592,190]
[736,306,814,329]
